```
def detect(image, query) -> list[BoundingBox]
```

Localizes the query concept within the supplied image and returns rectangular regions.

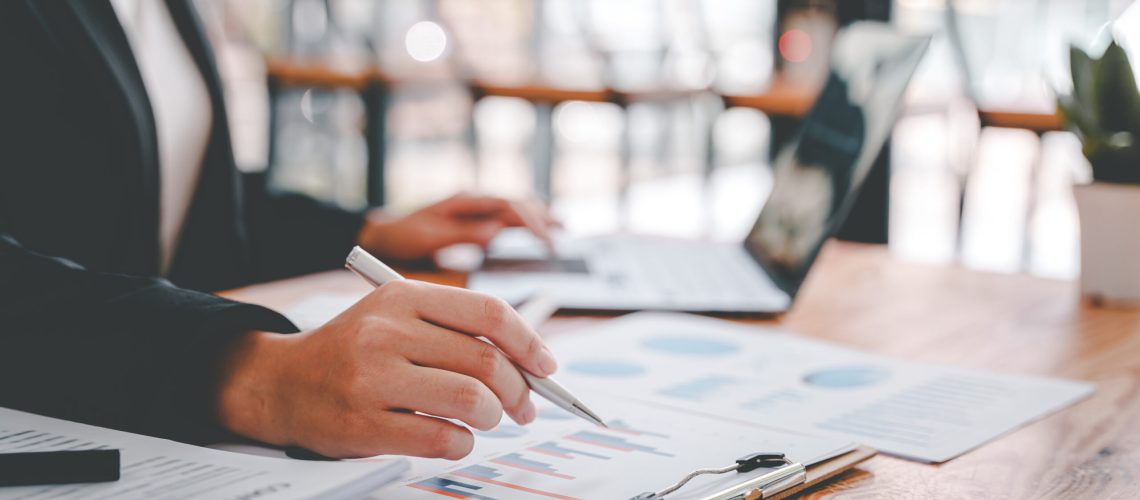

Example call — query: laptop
[469,25,931,314]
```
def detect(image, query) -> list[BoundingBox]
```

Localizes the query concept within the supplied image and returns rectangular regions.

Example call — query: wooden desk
[720,77,819,117]
[222,241,1140,497]
[264,59,380,90]
[264,58,707,104]
[977,108,1064,134]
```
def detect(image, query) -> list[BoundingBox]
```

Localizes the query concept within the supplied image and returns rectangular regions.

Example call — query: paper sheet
[368,394,855,500]
[282,296,1094,465]
[280,294,857,499]
[276,297,1093,498]
[283,292,365,331]
[546,313,1095,463]
[0,408,406,500]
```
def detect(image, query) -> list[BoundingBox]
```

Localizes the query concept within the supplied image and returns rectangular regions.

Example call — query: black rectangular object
[0,449,120,487]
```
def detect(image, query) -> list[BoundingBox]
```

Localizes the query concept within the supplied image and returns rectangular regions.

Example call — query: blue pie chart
[803,366,890,389]
[566,359,647,377]
[642,336,740,357]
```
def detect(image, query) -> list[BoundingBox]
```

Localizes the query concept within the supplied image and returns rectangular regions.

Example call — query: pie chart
[803,366,890,389]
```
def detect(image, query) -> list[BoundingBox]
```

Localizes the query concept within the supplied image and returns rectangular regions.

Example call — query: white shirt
[111,0,213,275]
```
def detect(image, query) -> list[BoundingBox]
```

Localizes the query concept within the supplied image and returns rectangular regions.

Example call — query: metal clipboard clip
[631,452,807,500]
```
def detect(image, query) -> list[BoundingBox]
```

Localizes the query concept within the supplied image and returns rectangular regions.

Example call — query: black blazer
[0,0,364,443]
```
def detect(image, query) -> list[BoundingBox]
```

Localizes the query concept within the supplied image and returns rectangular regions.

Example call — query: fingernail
[522,401,537,424]
[538,347,558,376]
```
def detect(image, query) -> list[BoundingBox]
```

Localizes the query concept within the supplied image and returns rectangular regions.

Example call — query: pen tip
[572,402,608,428]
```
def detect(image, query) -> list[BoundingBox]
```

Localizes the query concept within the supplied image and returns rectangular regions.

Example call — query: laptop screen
[745,28,930,296]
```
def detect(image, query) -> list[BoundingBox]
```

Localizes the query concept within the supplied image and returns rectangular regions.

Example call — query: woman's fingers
[244,273,564,460]
[377,281,558,378]
[380,363,504,432]
[355,411,476,460]
[437,194,510,218]
[438,194,559,250]
[438,218,505,247]
[397,321,536,425]
[505,199,555,247]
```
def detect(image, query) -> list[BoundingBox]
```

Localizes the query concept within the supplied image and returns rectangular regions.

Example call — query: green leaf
[1060,46,1103,141]
[1094,42,1140,135]
[1061,41,1140,182]
[1070,45,1097,115]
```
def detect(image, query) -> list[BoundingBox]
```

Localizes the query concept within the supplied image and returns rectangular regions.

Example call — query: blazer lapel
[59,0,162,275]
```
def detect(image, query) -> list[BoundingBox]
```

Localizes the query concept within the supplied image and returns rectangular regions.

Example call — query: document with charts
[281,296,1092,498]
[284,294,859,499]
[367,394,856,500]
[546,313,1094,463]
[0,408,407,500]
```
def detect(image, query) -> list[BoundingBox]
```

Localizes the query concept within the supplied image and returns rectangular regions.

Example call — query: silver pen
[344,246,607,427]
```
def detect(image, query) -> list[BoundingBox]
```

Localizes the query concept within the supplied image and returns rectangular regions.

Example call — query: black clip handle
[631,451,797,499]
[736,452,790,473]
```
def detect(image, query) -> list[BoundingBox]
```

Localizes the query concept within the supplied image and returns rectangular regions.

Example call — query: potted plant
[1058,40,1140,305]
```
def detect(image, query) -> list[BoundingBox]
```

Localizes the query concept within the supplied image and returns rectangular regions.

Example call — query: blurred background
[194,0,1140,279]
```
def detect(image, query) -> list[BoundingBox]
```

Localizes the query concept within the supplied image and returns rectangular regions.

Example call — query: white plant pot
[1073,182,1140,305]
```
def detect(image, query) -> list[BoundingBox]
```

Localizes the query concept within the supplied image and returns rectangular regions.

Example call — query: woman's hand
[357,193,559,262]
[214,280,558,459]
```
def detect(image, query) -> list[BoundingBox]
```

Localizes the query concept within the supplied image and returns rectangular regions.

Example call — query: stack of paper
[0,408,407,500]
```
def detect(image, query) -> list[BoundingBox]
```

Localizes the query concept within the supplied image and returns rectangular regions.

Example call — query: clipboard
[633,446,876,499]
[769,446,876,500]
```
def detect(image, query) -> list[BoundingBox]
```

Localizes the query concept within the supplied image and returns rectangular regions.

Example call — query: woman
[0,0,557,460]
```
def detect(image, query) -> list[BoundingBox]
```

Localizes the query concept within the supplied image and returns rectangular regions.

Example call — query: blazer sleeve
[0,233,300,445]
[241,171,368,282]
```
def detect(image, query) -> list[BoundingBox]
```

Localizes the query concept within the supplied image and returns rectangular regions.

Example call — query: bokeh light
[405,21,448,62]
[778,28,812,63]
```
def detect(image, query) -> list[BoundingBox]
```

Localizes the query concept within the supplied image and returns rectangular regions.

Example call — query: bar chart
[564,431,674,457]
[528,442,608,460]
[378,392,854,499]
[406,422,675,499]
[450,466,577,500]
[409,477,497,499]
[490,453,575,479]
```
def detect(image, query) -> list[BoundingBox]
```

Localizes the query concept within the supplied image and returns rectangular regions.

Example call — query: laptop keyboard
[598,240,778,300]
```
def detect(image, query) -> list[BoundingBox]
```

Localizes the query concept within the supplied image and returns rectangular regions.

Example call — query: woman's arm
[0,233,299,444]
